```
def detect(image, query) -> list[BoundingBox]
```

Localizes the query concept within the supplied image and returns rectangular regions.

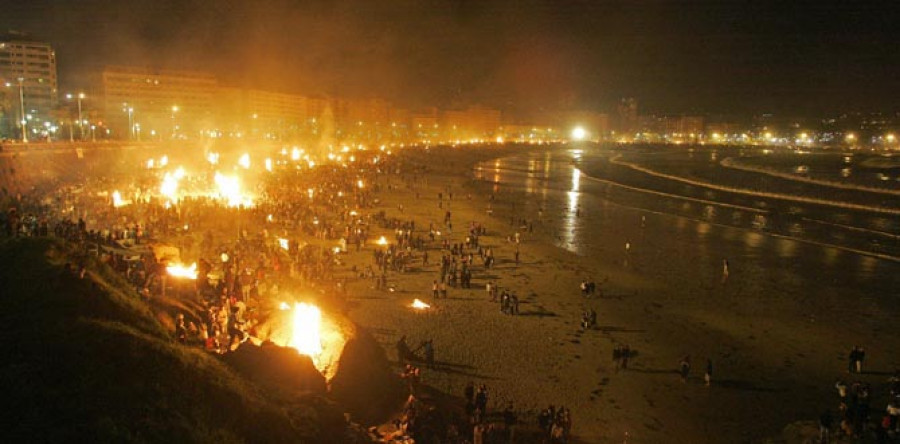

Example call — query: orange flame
[411,299,431,309]
[166,262,198,279]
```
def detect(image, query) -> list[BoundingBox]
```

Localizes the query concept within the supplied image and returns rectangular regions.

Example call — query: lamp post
[65,92,86,141]
[17,78,27,143]
[123,104,134,140]
[171,105,179,139]
[76,93,85,140]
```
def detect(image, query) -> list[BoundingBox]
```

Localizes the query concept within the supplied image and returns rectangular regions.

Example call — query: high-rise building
[0,31,58,140]
[616,97,638,137]
[439,106,501,140]
[215,87,308,140]
[97,65,217,139]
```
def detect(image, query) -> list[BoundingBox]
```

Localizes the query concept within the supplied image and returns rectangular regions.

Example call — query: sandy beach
[6,141,896,443]
[333,144,900,443]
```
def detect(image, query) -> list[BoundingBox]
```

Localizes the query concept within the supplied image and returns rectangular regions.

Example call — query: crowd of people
[2,146,620,444]
[817,347,900,443]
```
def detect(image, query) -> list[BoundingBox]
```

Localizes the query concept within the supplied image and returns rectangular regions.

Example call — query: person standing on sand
[722,259,729,283]
[856,346,865,373]
[680,356,691,382]
[705,359,713,386]
[423,340,435,369]
[432,280,439,299]
[835,379,848,402]
[818,409,833,444]
[396,336,411,367]
[613,345,622,371]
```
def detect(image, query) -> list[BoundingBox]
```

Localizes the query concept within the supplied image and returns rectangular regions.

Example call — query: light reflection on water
[563,168,581,248]
[696,221,711,237]
[476,148,900,286]
[775,238,797,259]
[744,231,764,250]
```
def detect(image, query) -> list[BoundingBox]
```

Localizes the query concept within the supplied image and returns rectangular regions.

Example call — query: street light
[16,78,27,143]
[171,105,179,139]
[123,104,134,140]
[66,93,86,140]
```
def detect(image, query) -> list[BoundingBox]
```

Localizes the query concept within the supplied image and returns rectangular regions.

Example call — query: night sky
[3,0,899,116]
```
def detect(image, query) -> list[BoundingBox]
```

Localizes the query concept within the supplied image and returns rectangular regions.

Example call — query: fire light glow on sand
[166,262,198,279]
[411,299,431,309]
[278,238,289,251]
[289,302,323,357]
[238,153,251,169]
[376,236,388,245]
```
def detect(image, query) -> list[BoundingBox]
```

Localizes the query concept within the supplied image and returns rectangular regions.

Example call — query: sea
[474,143,900,308]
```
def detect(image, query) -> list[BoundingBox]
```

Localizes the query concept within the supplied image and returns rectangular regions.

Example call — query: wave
[721,157,900,197]
[609,155,900,216]
[574,166,900,263]
[574,168,767,213]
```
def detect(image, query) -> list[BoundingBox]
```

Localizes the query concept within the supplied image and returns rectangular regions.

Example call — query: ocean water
[474,144,900,302]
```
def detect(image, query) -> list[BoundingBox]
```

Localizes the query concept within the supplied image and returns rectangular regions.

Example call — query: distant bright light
[571,127,587,141]
[238,153,251,169]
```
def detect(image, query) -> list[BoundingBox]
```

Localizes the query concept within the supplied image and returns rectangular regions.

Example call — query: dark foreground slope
[0,237,362,443]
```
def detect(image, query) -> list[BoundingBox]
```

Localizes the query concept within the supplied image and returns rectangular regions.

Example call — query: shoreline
[341,144,661,442]
[343,144,900,443]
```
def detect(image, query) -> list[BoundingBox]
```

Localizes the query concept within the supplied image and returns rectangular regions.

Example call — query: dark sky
[3,0,899,117]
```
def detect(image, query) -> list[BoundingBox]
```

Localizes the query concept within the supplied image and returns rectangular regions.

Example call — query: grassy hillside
[0,237,363,443]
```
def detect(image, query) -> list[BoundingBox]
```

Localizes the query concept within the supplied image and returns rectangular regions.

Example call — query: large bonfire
[256,300,350,381]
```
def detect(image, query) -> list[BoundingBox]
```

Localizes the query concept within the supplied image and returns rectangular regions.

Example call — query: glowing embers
[411,299,431,310]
